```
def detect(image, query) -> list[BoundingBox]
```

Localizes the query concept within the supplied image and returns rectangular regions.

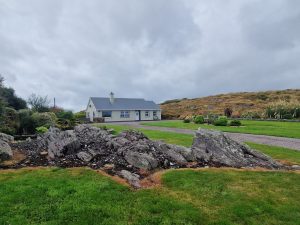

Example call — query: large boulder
[0,140,13,162]
[124,151,158,170]
[38,128,81,159]
[0,133,14,143]
[119,170,141,188]
[191,129,281,169]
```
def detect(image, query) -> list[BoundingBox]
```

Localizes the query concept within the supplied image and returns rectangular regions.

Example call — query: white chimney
[109,92,115,104]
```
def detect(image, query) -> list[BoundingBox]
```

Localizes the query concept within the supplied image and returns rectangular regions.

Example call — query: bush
[229,120,242,126]
[55,110,76,130]
[18,109,35,134]
[282,114,293,120]
[214,116,228,126]
[36,126,48,134]
[224,108,233,118]
[193,115,204,124]
[0,107,19,135]
[183,118,190,123]
[206,114,219,124]
[74,111,86,120]
[31,112,57,129]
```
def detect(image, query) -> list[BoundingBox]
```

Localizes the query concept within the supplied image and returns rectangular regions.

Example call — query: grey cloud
[0,0,299,111]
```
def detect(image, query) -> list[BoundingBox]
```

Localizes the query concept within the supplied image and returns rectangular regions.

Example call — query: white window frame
[120,111,130,118]
[145,111,150,117]
[153,111,157,117]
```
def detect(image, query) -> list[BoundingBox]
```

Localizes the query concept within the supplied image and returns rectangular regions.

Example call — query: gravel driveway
[110,121,300,151]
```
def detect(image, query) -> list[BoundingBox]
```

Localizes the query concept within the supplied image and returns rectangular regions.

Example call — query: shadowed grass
[141,120,300,139]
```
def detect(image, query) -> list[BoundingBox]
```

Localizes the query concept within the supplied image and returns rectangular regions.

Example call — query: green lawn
[0,168,299,225]
[141,120,300,139]
[246,142,300,165]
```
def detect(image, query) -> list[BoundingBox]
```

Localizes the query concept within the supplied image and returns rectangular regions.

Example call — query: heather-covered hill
[161,89,300,119]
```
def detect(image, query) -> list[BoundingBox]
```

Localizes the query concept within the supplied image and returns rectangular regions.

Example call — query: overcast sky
[0,0,299,111]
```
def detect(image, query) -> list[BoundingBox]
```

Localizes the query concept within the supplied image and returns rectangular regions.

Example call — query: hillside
[160,89,300,119]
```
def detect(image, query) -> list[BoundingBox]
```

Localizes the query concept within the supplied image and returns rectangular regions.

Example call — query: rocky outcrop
[191,129,281,169]
[0,133,14,162]
[0,133,14,143]
[0,140,13,162]
[6,125,285,187]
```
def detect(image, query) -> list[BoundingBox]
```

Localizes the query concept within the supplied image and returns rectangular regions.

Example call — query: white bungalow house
[86,92,161,122]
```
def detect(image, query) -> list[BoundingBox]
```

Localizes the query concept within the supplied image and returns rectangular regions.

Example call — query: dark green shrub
[18,109,35,134]
[214,116,228,126]
[206,114,218,124]
[224,108,233,118]
[36,126,48,134]
[183,118,190,123]
[193,115,204,124]
[0,107,19,135]
[282,114,293,119]
[229,120,242,126]
[74,111,86,120]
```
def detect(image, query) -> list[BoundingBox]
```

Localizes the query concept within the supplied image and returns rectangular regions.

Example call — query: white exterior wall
[140,110,161,120]
[86,98,161,122]
[86,99,98,121]
[104,110,136,122]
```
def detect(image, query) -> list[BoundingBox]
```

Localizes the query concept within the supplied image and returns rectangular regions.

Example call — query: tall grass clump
[265,100,300,119]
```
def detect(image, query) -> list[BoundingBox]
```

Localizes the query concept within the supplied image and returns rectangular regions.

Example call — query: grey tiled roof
[90,97,160,110]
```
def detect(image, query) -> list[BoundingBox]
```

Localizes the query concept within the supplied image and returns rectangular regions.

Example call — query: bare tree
[27,94,50,112]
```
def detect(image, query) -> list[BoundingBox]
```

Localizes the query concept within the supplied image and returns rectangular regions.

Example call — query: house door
[135,111,140,121]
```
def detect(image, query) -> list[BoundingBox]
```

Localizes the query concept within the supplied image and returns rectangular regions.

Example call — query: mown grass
[247,142,300,165]
[95,124,193,147]
[0,168,299,225]
[141,120,300,138]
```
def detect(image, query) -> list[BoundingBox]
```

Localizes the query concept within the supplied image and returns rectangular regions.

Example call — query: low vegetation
[0,167,299,225]
[160,89,300,119]
[142,120,300,139]
[0,75,85,135]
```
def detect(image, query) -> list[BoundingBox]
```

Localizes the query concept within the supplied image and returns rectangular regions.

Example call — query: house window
[153,111,157,117]
[120,111,130,118]
[145,111,150,117]
[102,111,112,117]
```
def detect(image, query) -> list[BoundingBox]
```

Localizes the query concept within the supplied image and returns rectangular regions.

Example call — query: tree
[0,74,4,87]
[27,94,50,112]
[0,74,27,110]
[224,107,233,118]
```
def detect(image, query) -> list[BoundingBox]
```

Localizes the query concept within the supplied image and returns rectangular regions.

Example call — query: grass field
[0,167,299,225]
[96,124,300,165]
[246,142,300,165]
[140,120,300,139]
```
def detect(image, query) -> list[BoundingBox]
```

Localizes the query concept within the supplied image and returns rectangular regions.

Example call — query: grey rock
[291,165,300,170]
[77,152,93,162]
[119,170,141,188]
[124,151,158,170]
[0,140,13,162]
[191,129,281,169]
[0,132,14,143]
